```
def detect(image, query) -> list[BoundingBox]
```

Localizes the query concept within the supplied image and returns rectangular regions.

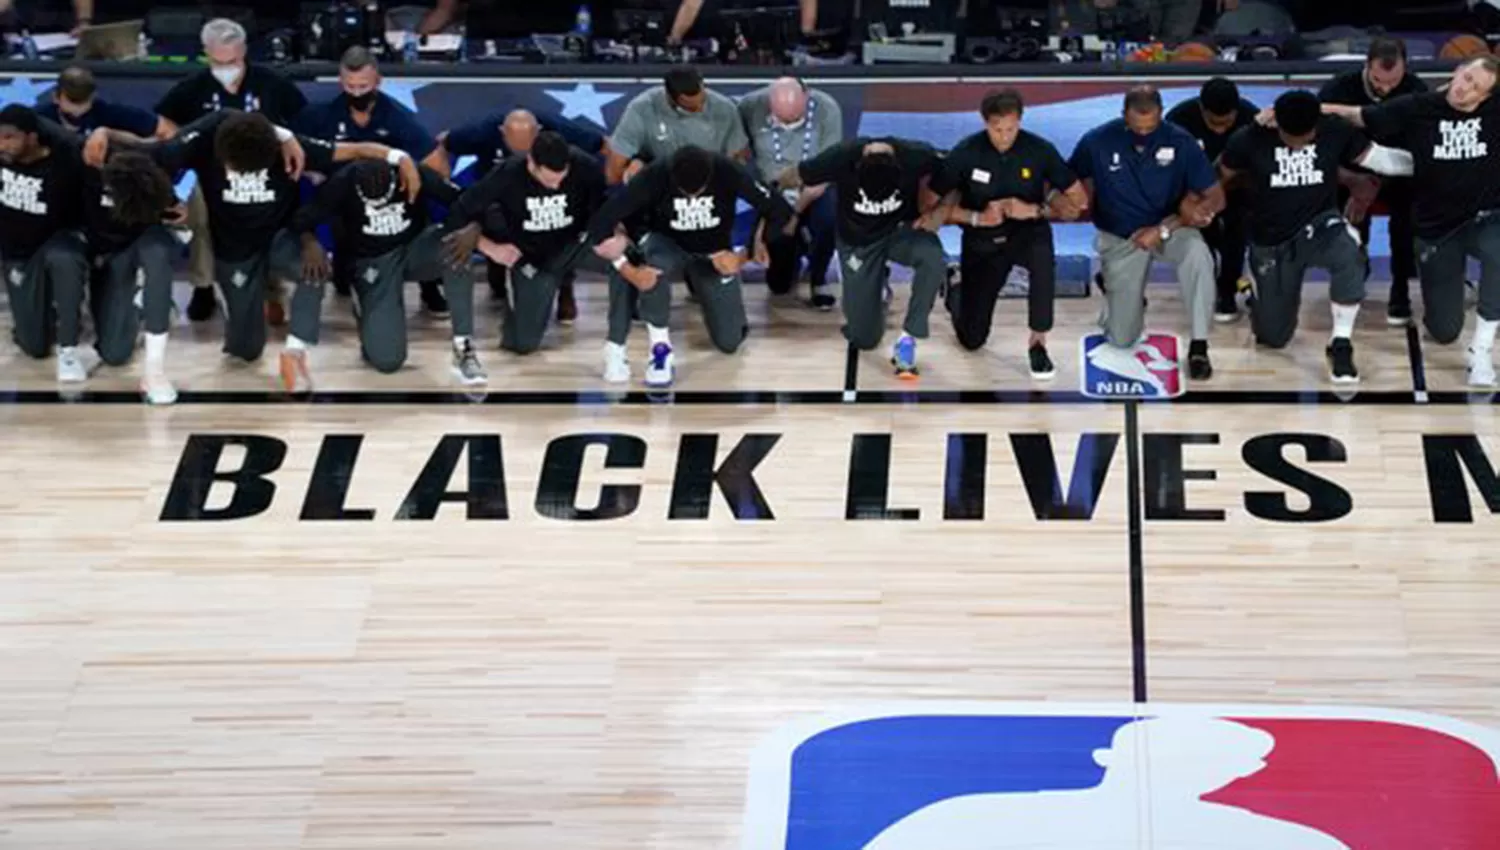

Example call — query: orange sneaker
[279,348,311,393]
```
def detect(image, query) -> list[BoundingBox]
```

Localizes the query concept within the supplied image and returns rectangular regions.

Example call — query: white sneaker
[644,342,675,388]
[141,371,178,405]
[603,343,630,384]
[56,347,99,383]
[452,340,488,386]
[1467,347,1496,388]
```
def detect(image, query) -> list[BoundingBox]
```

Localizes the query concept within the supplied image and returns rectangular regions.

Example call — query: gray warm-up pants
[608,232,747,353]
[1095,228,1215,346]
[4,230,88,358]
[290,224,475,374]
[215,228,302,362]
[505,246,619,355]
[1246,215,1365,349]
[838,226,946,351]
[1415,210,1500,345]
[89,226,179,365]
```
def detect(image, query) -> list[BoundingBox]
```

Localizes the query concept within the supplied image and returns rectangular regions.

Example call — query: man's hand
[776,165,803,189]
[623,159,646,183]
[1049,193,1083,221]
[1131,225,1165,252]
[441,222,482,269]
[1344,174,1379,224]
[83,128,110,167]
[915,206,947,233]
[1254,106,1277,128]
[593,234,631,262]
[973,201,1006,227]
[710,249,747,276]
[1178,196,1216,228]
[1000,198,1042,221]
[394,154,421,203]
[300,235,331,283]
[622,263,663,291]
[478,238,522,268]
[281,135,306,181]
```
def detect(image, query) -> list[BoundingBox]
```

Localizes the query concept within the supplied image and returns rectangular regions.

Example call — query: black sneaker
[1213,294,1240,323]
[1188,340,1213,381]
[1327,338,1359,384]
[556,281,577,325]
[1386,299,1412,327]
[1028,343,1055,380]
[809,284,835,311]
[186,286,217,321]
[420,280,450,318]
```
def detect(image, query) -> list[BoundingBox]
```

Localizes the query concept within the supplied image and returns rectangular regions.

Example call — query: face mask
[774,116,806,131]
[211,65,243,88]
[347,91,377,111]
[59,106,91,127]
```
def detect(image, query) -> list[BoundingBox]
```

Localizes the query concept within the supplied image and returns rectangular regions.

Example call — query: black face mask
[347,91,377,111]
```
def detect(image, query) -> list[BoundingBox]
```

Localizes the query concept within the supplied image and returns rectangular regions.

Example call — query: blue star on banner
[0,76,54,108]
[545,82,625,128]
[378,78,430,113]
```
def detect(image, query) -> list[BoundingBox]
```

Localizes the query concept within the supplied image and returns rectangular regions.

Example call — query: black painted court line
[4,387,1499,406]
[1406,323,1430,403]
[1124,400,1148,704]
[842,342,859,402]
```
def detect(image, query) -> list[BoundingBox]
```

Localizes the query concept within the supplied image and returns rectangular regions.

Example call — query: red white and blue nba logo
[741,702,1500,849]
[1080,333,1185,399]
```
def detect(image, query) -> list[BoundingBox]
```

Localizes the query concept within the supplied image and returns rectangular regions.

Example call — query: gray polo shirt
[737,86,844,184]
[609,87,750,163]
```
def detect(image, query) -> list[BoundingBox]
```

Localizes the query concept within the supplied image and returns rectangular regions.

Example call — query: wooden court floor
[2,279,1499,849]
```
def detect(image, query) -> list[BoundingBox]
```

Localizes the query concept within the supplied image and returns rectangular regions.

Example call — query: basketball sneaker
[891,335,918,380]
[645,342,675,388]
[141,371,178,405]
[603,343,630,384]
[1467,347,1496,388]
[1326,338,1359,384]
[452,340,488,386]
[279,348,312,393]
[56,346,99,383]
[1028,343,1055,380]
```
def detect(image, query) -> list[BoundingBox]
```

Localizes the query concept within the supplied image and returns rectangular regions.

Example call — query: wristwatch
[1159,223,1173,242]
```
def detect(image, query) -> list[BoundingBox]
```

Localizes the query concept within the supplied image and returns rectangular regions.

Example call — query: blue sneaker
[891,335,918,380]
[645,342,675,388]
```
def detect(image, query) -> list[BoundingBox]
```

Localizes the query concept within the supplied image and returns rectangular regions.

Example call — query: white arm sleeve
[1357,143,1414,177]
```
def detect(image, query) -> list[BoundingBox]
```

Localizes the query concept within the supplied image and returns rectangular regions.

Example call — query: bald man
[739,77,843,308]
[440,106,606,320]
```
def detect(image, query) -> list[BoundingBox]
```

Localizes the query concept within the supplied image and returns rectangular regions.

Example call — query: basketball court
[2,276,1498,849]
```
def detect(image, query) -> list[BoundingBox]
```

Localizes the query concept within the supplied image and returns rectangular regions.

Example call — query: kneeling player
[440,131,619,359]
[287,158,483,387]
[581,146,793,387]
[0,106,90,382]
[781,137,945,378]
[1219,90,1413,382]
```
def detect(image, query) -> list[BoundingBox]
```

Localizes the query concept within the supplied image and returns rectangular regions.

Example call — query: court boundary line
[1124,400,1148,703]
[3,388,1494,406]
[1406,323,1431,404]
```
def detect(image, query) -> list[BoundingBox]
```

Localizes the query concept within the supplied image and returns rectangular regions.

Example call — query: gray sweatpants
[4,230,88,358]
[838,227,946,351]
[290,224,475,374]
[1096,228,1215,346]
[608,232,747,353]
[215,229,302,362]
[1416,211,1500,345]
[1247,215,1365,349]
[505,247,618,355]
[90,226,179,365]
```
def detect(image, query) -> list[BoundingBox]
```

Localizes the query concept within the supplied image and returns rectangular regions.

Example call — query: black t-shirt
[1220,118,1371,246]
[154,112,338,262]
[584,152,792,256]
[33,116,156,255]
[0,136,85,260]
[155,65,309,129]
[930,128,1075,236]
[1165,96,1259,163]
[798,138,941,247]
[447,148,607,263]
[1362,92,1500,239]
[1320,69,1429,147]
[292,165,460,260]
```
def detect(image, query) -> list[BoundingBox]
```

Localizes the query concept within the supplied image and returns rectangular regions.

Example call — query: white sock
[1472,318,1499,353]
[1331,303,1359,340]
[605,340,626,357]
[452,335,470,351]
[285,335,308,352]
[144,332,168,370]
[59,345,77,357]
[648,324,671,347]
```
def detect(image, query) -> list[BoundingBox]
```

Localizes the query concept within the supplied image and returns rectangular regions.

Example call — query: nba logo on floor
[1080,332,1185,399]
[740,702,1500,850]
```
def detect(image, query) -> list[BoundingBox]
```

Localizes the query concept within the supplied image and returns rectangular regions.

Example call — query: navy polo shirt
[445,108,606,175]
[295,91,437,160]
[1069,118,1217,240]
[35,98,157,138]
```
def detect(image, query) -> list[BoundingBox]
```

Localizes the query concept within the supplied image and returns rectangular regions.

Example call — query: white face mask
[211,65,243,88]
[774,116,806,131]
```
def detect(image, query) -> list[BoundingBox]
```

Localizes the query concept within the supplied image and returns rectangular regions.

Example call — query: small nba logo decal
[1080,332,1185,399]
[740,702,1500,850]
